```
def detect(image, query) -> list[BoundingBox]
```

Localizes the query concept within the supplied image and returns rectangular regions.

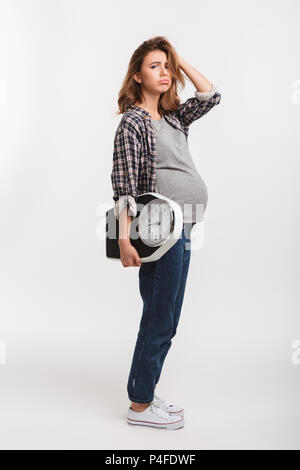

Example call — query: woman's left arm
[174,55,222,127]
[178,55,214,93]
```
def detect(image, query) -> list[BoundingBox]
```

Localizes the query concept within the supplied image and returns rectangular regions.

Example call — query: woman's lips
[159,80,169,84]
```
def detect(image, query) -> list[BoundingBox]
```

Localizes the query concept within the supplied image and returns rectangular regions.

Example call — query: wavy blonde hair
[116,36,186,116]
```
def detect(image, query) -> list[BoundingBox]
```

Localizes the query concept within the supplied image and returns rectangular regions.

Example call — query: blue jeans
[127,223,193,403]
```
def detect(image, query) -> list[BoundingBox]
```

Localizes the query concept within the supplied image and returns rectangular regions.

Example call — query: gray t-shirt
[151,115,208,223]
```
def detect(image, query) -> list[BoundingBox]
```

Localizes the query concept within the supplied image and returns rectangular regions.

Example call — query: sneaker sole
[127,417,184,430]
[169,410,184,417]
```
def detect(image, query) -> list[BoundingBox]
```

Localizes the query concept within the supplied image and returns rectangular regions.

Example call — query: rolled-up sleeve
[194,84,218,101]
[113,194,137,219]
[176,84,221,127]
[110,122,141,220]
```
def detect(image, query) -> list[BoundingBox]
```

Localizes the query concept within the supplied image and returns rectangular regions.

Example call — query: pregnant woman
[110,36,221,430]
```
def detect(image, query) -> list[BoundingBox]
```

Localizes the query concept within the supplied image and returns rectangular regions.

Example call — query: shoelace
[149,401,169,420]
[152,395,170,413]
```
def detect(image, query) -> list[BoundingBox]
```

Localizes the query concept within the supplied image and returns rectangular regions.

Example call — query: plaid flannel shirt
[111,84,221,219]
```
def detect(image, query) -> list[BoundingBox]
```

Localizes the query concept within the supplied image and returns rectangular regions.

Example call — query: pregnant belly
[155,169,208,222]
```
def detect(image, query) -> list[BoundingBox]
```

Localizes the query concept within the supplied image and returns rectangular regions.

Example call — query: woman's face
[134,50,172,95]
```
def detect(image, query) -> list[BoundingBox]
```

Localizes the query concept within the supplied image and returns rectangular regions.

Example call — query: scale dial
[138,199,173,247]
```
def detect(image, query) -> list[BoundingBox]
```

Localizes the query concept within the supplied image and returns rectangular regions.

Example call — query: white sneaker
[127,402,184,430]
[152,394,184,417]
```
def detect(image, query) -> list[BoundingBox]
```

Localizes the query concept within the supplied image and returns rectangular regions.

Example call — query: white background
[0,0,299,450]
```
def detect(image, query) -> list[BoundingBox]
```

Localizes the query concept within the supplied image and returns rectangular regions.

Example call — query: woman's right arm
[111,118,142,267]
[118,205,142,267]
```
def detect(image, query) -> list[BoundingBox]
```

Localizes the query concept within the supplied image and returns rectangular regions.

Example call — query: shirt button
[123,171,128,176]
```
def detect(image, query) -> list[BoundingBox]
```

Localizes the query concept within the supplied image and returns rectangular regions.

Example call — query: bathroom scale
[106,192,183,263]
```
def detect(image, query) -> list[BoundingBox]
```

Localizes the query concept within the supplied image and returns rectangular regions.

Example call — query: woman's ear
[133,72,141,84]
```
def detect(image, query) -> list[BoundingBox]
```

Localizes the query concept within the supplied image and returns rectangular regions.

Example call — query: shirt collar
[130,105,151,120]
[130,105,175,122]
[129,105,179,128]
